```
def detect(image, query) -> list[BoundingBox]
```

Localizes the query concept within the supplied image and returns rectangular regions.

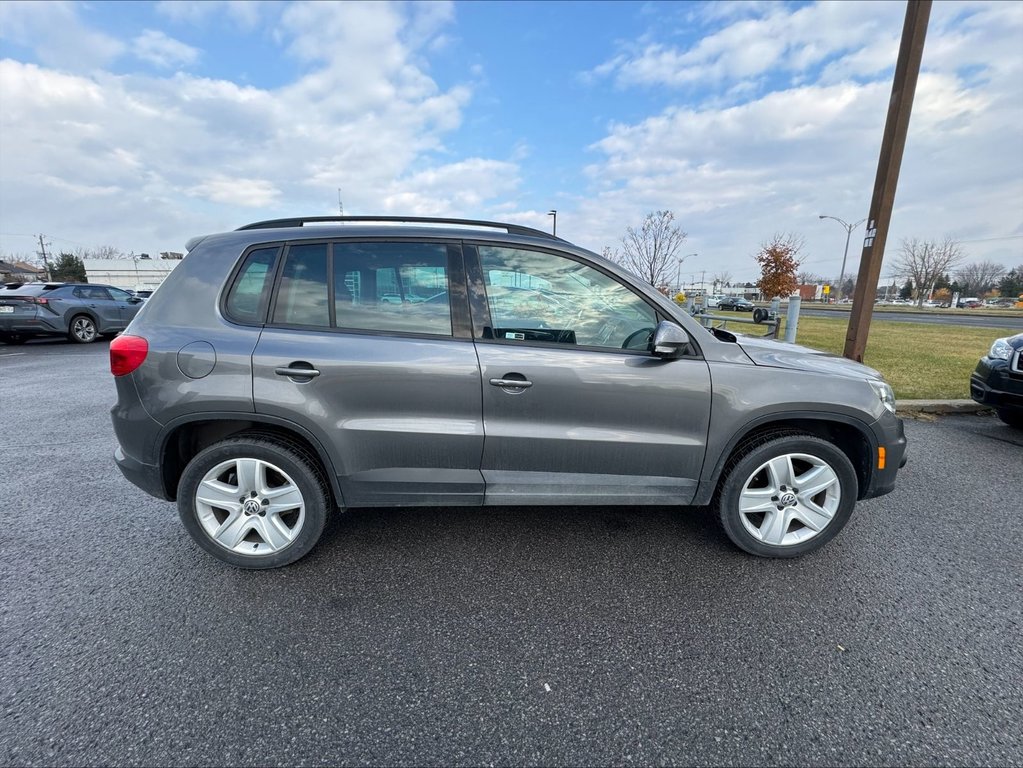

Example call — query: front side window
[479,246,657,350]
[108,287,133,302]
[333,242,451,336]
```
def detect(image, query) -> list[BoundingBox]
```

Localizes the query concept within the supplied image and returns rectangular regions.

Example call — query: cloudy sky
[1,0,1020,282]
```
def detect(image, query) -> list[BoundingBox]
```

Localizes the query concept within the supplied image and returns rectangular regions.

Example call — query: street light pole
[818,215,866,299]
[548,210,557,237]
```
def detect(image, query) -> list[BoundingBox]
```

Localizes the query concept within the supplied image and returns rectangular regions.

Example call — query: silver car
[110,216,907,568]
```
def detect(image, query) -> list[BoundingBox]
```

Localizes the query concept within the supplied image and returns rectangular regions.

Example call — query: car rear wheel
[0,332,27,345]
[68,315,98,343]
[177,434,330,568]
[715,433,858,557]
[996,409,1023,430]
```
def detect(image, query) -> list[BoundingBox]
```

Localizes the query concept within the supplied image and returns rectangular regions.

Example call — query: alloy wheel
[194,457,306,556]
[737,452,842,547]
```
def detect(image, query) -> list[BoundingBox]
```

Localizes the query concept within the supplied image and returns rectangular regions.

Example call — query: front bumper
[970,356,1023,413]
[862,411,907,500]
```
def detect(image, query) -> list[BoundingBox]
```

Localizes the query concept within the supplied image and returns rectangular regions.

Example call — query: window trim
[262,237,469,340]
[220,242,285,327]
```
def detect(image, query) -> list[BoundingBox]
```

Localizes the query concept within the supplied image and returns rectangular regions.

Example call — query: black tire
[996,409,1023,430]
[752,307,768,324]
[68,314,98,343]
[714,433,858,558]
[177,434,331,568]
[0,332,27,345]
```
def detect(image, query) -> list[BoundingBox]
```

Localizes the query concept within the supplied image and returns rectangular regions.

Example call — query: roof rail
[235,216,560,241]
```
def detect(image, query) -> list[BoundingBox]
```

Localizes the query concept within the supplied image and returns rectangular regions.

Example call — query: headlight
[989,337,1013,361]
[868,379,896,414]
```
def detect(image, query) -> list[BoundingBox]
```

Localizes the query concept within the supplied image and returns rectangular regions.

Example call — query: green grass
[784,316,1018,399]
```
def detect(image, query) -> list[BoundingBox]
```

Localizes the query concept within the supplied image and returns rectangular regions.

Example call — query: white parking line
[0,352,27,357]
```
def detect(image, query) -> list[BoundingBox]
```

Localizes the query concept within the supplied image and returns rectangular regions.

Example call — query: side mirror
[651,321,690,359]
[128,297,143,304]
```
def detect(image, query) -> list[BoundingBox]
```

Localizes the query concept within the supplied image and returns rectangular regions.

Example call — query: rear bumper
[114,445,170,501]
[0,314,64,335]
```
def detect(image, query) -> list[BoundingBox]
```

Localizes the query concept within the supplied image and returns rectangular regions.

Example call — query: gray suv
[110,217,907,568]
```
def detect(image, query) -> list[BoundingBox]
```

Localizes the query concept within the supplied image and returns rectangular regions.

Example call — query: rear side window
[273,244,330,327]
[333,242,451,336]
[74,286,112,300]
[225,247,280,324]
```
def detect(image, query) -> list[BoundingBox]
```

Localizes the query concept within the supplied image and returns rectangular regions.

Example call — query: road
[2,341,1021,766]
[794,307,1023,329]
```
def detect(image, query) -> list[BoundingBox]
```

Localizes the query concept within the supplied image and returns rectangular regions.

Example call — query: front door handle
[275,364,320,379]
[490,377,532,389]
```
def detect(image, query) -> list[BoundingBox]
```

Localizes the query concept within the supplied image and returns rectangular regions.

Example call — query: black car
[970,332,1023,428]
[0,282,144,344]
[718,296,755,311]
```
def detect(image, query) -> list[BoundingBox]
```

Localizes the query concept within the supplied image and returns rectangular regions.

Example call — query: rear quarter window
[225,247,280,324]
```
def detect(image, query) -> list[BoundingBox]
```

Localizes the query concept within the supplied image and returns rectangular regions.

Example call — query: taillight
[110,335,148,376]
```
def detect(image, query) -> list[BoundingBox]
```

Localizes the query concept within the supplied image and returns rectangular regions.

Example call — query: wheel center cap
[243,499,262,516]
[780,492,797,507]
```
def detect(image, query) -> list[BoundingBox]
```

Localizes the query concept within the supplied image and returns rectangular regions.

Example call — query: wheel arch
[694,412,877,506]
[67,309,100,330]
[155,413,345,509]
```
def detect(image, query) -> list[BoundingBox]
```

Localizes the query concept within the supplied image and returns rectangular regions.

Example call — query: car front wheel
[715,433,858,557]
[996,409,1023,430]
[177,434,330,568]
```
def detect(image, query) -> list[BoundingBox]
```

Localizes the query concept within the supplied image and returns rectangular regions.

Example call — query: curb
[895,399,992,417]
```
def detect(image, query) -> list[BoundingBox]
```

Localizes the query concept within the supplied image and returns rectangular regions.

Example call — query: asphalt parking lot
[1,339,1021,767]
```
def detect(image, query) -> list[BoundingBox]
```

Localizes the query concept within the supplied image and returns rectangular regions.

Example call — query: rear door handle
[489,378,532,388]
[275,365,320,379]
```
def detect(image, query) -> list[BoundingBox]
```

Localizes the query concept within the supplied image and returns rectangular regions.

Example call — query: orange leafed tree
[755,234,803,298]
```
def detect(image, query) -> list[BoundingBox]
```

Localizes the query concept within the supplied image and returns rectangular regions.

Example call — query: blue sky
[1,0,1020,283]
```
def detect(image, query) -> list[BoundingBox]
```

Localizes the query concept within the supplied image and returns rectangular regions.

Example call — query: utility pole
[548,210,557,237]
[844,0,931,362]
[36,234,52,280]
[337,188,344,216]
[819,215,866,300]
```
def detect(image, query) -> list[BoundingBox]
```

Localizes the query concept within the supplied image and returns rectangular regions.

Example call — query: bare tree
[75,245,125,260]
[713,271,733,290]
[889,237,965,306]
[618,210,689,288]
[797,270,824,285]
[956,260,1006,298]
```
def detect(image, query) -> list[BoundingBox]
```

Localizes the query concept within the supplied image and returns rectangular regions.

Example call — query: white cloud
[154,0,268,30]
[590,1,906,92]
[132,30,201,69]
[0,0,125,70]
[562,1,1023,279]
[0,3,509,256]
[188,176,281,207]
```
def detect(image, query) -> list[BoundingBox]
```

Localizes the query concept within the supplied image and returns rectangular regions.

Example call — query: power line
[957,235,1023,244]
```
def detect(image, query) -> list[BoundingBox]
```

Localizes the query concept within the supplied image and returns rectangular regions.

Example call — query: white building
[83,257,182,290]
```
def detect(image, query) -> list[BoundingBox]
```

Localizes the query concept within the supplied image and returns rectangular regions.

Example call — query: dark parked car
[0,282,144,344]
[110,216,906,568]
[718,296,755,311]
[970,332,1023,428]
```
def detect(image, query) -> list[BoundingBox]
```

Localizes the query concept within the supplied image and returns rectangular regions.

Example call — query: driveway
[1,341,1020,766]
